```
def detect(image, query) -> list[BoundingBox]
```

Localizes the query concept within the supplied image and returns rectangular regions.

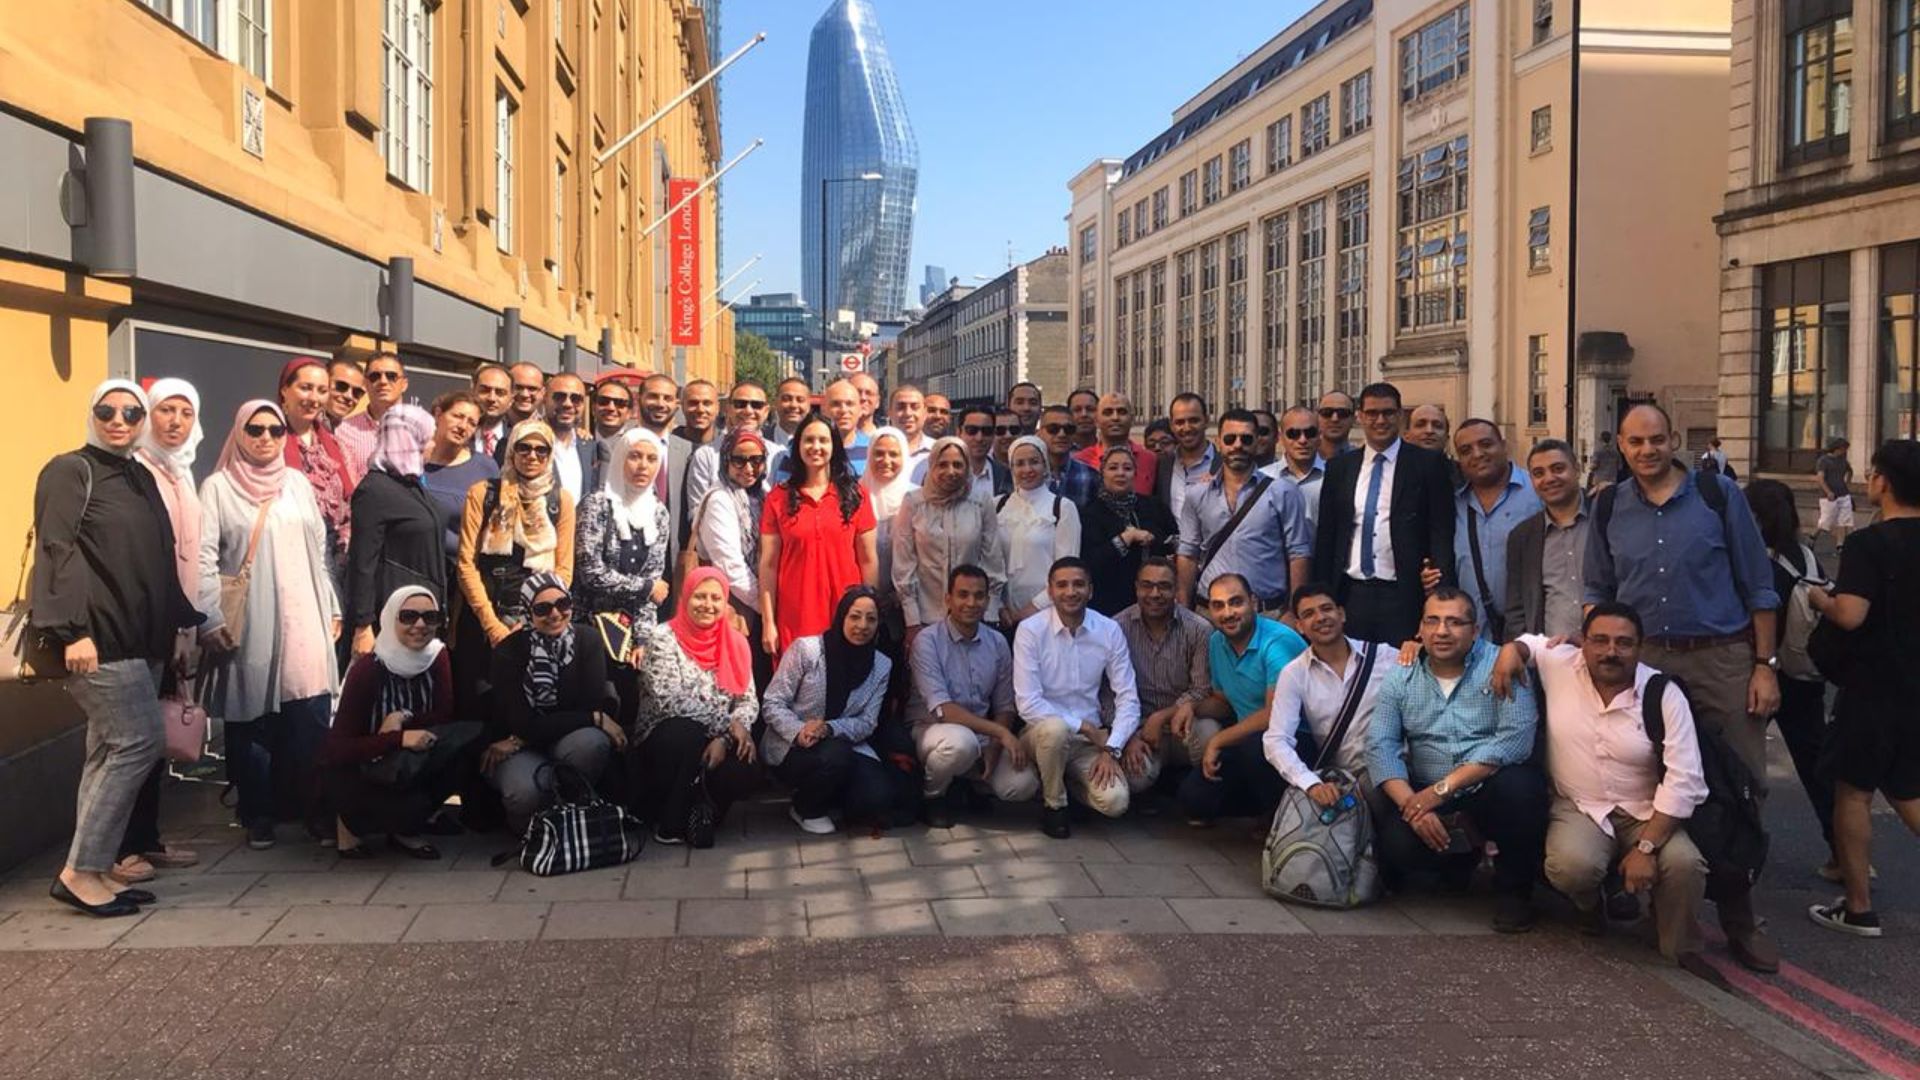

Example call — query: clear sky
[716,0,1316,304]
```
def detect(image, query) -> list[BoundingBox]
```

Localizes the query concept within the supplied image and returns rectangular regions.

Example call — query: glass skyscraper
[801,0,918,325]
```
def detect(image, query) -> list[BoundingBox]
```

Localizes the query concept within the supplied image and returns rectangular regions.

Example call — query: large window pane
[1759,254,1850,472]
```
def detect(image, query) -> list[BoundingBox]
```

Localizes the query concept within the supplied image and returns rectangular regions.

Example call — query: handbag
[1262,643,1382,909]
[161,671,209,765]
[217,499,274,644]
[591,610,638,667]
[686,768,718,849]
[519,761,646,876]
[3,455,92,683]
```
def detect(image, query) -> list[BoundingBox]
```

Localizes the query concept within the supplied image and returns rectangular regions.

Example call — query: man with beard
[590,377,635,441]
[1067,388,1100,452]
[469,363,515,458]
[1452,419,1540,644]
[1155,392,1217,522]
[1178,573,1305,826]
[992,409,1021,465]
[544,373,596,500]
[1252,409,1280,469]
[958,407,1012,499]
[1176,409,1310,613]
[923,393,953,439]
[638,373,697,553]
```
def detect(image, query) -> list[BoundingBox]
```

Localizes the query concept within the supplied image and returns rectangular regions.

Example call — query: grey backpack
[1261,646,1382,909]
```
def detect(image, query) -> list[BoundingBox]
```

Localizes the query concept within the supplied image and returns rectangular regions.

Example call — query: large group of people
[25,359,1920,976]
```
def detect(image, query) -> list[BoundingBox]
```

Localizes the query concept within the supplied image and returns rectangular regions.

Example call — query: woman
[1079,443,1178,616]
[420,390,498,566]
[629,567,762,846]
[198,400,342,850]
[277,358,354,577]
[323,587,483,858]
[998,435,1082,630]
[575,428,670,630]
[892,437,1006,641]
[455,419,576,651]
[862,427,918,644]
[757,412,878,656]
[695,427,773,689]
[761,587,897,834]
[482,573,625,834]
[346,404,444,658]
[33,380,200,916]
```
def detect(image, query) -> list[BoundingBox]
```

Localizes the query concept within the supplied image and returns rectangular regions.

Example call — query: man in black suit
[958,407,1013,499]
[542,373,599,500]
[1310,381,1456,644]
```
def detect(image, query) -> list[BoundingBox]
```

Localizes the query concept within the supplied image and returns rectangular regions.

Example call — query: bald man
[1072,392,1158,496]
[824,377,870,476]
[850,372,882,436]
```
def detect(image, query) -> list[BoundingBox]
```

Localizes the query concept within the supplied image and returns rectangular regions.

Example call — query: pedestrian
[588,376,635,442]
[1814,438,1854,550]
[822,378,871,476]
[1502,439,1589,640]
[761,586,897,835]
[893,437,1007,649]
[771,377,811,449]
[575,428,671,631]
[1079,442,1179,616]
[683,379,773,515]
[1586,431,1623,493]
[325,359,368,433]
[1451,419,1541,643]
[345,404,445,659]
[1252,409,1279,469]
[997,435,1082,633]
[693,427,774,690]
[35,380,200,917]
[675,379,722,448]
[276,357,355,577]
[851,372,883,437]
[1175,408,1311,614]
[505,362,547,431]
[757,412,879,655]
[992,409,1021,464]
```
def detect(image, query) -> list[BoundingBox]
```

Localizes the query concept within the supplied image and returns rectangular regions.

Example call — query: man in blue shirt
[1038,404,1100,507]
[1582,402,1782,972]
[1177,574,1307,825]
[1452,419,1541,643]
[1176,409,1312,612]
[1366,588,1545,933]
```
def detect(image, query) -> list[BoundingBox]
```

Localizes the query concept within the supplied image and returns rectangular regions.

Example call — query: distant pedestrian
[1814,438,1854,549]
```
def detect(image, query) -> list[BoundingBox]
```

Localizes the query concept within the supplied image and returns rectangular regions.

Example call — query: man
[1494,605,1710,961]
[1316,390,1358,461]
[326,359,367,429]
[637,373,678,438]
[637,373,699,553]
[1251,409,1280,469]
[1143,418,1175,457]
[686,379,774,513]
[1067,388,1100,451]
[1073,392,1157,496]
[1153,392,1216,521]
[992,409,1021,464]
[674,379,721,447]
[1587,431,1624,492]
[1038,404,1099,506]
[1806,440,1920,939]
[1179,574,1307,825]
[1177,409,1311,613]
[823,377,870,476]
[1007,381,1043,434]
[1312,382,1457,645]
[1406,404,1451,453]
[591,378,635,441]
[909,565,1040,827]
[1504,440,1589,640]
[958,407,1012,499]
[923,393,953,439]
[334,352,408,482]
[889,384,932,476]
[1583,401,1781,972]
[771,376,812,448]
[544,373,596,500]
[507,361,547,426]
[1265,585,1399,804]
[1366,589,1545,932]
[1452,419,1541,644]
[1814,438,1854,549]
[1261,405,1327,533]
[1013,558,1146,838]
[1114,558,1214,783]
[850,371,882,436]
[470,363,515,457]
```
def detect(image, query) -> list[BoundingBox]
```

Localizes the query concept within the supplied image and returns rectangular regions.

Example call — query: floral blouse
[629,624,758,742]
[574,490,671,630]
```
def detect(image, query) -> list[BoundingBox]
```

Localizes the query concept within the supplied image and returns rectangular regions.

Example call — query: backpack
[1593,468,1745,600]
[996,490,1063,522]
[1642,674,1769,893]
[1261,646,1382,909]
[480,477,563,528]
[1770,544,1830,681]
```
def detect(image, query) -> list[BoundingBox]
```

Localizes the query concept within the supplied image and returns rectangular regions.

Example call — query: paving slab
[744,867,864,900]
[623,868,746,900]
[1286,900,1428,936]
[1398,896,1504,936]
[794,835,909,868]
[541,900,679,940]
[144,872,261,908]
[858,865,985,900]
[929,898,1065,936]
[805,899,941,938]
[260,903,419,945]
[206,843,340,874]
[1003,833,1128,863]
[235,871,387,907]
[686,839,803,871]
[495,866,630,903]
[1189,862,1268,898]
[675,899,807,937]
[368,871,507,907]
[403,902,549,943]
[1167,897,1312,934]
[113,905,285,948]
[1084,862,1214,898]
[904,835,1019,866]
[1049,897,1188,934]
[974,862,1101,898]
[0,908,145,950]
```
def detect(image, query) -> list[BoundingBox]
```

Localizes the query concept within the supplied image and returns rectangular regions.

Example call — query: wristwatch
[1757,654,1780,672]
[1634,838,1661,856]
[1107,745,1124,762]
[1434,779,1453,798]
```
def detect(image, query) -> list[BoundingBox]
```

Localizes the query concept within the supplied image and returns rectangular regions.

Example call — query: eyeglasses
[1419,615,1475,630]
[512,442,553,458]
[730,398,768,410]
[530,597,574,618]
[333,380,367,401]
[1043,423,1075,436]
[962,424,996,436]
[1317,407,1353,420]
[728,455,767,469]
[593,395,632,409]
[395,609,445,628]
[243,422,288,438]
[91,404,146,424]
[367,370,404,384]
[1284,426,1320,441]
[1219,433,1256,447]
[549,392,585,404]
[1359,408,1398,421]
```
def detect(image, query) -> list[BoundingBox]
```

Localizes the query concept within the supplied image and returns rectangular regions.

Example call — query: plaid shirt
[1049,456,1101,508]
[1366,638,1538,788]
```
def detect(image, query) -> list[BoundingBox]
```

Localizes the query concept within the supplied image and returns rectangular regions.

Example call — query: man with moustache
[1503,440,1589,640]
[469,363,515,458]
[543,373,596,500]
[1452,420,1541,644]
[1067,388,1100,452]
[1178,573,1306,826]
[1177,409,1310,613]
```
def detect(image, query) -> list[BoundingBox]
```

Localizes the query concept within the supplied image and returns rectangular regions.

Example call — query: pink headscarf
[368,403,434,479]
[216,400,291,506]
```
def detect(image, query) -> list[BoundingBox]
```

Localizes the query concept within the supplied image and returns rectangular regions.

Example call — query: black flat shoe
[421,811,465,837]
[113,887,158,905]
[389,836,441,860]
[336,844,374,861]
[49,880,141,918]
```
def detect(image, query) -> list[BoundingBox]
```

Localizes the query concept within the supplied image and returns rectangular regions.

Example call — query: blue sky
[716,0,1316,302]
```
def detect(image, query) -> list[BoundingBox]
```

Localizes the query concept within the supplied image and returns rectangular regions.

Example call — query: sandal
[108,856,155,885]
[141,845,200,869]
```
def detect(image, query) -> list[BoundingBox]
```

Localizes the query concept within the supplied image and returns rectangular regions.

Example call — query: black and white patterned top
[629,623,758,743]
[574,490,671,630]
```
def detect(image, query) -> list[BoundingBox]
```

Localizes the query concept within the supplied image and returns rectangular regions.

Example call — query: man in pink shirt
[332,352,407,484]
[1072,392,1157,497]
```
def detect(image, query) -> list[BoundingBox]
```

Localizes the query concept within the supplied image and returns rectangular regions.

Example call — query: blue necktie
[1359,453,1385,578]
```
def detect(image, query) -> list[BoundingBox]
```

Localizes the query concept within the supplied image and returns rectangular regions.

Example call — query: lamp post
[818,172,883,380]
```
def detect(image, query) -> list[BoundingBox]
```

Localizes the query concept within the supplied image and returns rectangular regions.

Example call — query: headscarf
[373,584,444,679]
[1007,435,1060,520]
[482,418,558,570]
[84,379,149,457]
[605,427,665,545]
[720,428,768,493]
[368,403,434,479]
[136,377,204,480]
[519,571,576,708]
[668,566,753,696]
[822,585,880,720]
[214,400,291,506]
[1009,435,1051,489]
[918,436,972,509]
[1097,442,1139,516]
[707,427,766,578]
[862,425,918,522]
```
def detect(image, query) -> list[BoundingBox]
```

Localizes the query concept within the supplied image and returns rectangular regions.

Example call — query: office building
[898,249,1070,409]
[922,264,949,306]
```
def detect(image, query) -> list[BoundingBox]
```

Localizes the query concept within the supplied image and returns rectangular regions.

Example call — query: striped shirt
[1111,603,1214,717]
[1365,638,1538,788]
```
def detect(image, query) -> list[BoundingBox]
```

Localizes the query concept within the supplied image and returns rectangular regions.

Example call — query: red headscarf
[668,566,753,696]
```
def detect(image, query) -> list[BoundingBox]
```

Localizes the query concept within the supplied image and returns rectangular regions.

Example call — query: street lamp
[819,171,883,380]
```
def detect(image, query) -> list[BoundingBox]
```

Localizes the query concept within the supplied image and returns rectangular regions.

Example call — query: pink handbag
[161,681,208,765]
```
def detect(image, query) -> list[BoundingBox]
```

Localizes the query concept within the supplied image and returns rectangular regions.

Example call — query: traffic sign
[839,352,864,372]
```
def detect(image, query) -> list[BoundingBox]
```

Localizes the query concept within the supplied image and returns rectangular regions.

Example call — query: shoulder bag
[1196,474,1272,579]
[4,454,93,682]
[217,498,274,644]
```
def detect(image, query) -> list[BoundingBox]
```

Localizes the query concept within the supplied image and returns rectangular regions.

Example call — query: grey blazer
[1503,510,1548,640]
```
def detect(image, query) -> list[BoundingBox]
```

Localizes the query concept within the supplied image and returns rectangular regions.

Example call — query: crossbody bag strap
[236,498,274,579]
[17,455,96,608]
[1197,474,1271,576]
[1464,507,1504,640]
[1313,643,1378,772]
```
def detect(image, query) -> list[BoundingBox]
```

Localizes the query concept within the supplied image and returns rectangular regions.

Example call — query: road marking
[1701,953,1920,1080]
[1776,962,1920,1053]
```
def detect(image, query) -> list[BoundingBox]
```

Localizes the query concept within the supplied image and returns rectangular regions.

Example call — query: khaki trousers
[914,722,1041,802]
[1022,717,1158,815]
[1544,797,1707,961]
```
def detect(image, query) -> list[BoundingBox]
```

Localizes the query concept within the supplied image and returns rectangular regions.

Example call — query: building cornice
[1578,28,1731,56]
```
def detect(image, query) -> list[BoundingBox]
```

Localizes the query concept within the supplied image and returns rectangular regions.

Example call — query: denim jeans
[225,694,331,828]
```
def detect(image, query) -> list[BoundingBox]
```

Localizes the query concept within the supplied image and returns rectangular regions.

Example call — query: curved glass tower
[802,0,918,326]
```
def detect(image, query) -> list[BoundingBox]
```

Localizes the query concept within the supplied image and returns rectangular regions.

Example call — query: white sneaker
[789,806,836,835]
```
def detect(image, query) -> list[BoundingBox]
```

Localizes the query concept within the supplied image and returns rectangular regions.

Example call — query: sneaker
[789,806,836,835]
[1808,899,1882,938]
[1040,805,1072,840]
[652,825,686,846]
[1492,893,1536,934]
[246,819,276,851]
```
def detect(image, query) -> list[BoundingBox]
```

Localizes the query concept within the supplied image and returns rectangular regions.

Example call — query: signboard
[668,178,701,346]
[839,352,864,373]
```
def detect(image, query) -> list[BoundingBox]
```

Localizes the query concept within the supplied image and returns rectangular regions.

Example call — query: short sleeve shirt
[1207,618,1308,720]
[762,484,877,653]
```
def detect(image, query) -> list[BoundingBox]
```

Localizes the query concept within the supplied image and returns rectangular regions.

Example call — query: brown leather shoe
[1724,923,1780,974]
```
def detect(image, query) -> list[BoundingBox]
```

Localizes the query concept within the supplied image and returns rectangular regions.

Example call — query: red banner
[668,177,701,346]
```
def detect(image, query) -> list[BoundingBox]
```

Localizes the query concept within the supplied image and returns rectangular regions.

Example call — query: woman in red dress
[756,412,878,655]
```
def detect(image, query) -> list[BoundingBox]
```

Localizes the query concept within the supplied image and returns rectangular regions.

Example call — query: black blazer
[488,627,619,750]
[1150,448,1219,510]
[1311,439,1457,612]
[984,460,1014,499]
[1503,510,1548,639]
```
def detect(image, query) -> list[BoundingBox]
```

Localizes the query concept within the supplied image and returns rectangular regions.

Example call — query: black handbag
[520,761,646,876]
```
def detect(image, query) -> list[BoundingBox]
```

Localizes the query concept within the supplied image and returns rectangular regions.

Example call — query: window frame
[1528,335,1550,426]
[1400,4,1472,105]
[1527,206,1551,272]
[1340,69,1374,138]
[383,0,436,192]
[1758,253,1852,473]
[495,86,518,255]
[1228,139,1252,193]
[1782,7,1854,166]
[1530,105,1552,153]
[1300,94,1332,158]
[1267,115,1293,174]
[1889,0,1920,142]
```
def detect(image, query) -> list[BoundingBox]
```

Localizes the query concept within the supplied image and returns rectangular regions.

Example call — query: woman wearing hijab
[345,404,444,658]
[575,427,671,629]
[481,573,625,834]
[198,400,342,850]
[892,437,1008,647]
[757,412,878,656]
[760,586,895,834]
[694,427,773,690]
[276,358,354,577]
[32,380,201,916]
[1079,442,1178,616]
[998,435,1083,631]
[629,567,761,846]
[862,426,917,642]
[322,586,483,858]
[455,419,576,647]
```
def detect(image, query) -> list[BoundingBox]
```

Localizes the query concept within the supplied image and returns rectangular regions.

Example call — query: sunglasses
[512,442,553,458]
[1256,427,1274,438]
[333,380,367,400]
[1284,426,1320,440]
[1219,433,1256,447]
[962,424,996,436]
[730,398,768,410]
[367,370,404,384]
[395,609,444,627]
[593,395,632,408]
[243,422,288,438]
[530,597,574,618]
[996,425,1019,436]
[92,404,146,424]
[1043,423,1075,436]
[1318,407,1353,420]
[728,455,767,469]
[549,391,585,404]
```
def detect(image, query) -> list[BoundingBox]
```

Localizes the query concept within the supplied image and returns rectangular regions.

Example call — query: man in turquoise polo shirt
[1177,574,1307,825]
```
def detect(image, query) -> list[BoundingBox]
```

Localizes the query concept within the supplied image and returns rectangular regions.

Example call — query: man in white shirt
[1013,557,1145,838]
[1265,585,1398,801]
[957,407,1011,499]
[1262,405,1327,533]
[544,373,594,500]
[1492,602,1710,962]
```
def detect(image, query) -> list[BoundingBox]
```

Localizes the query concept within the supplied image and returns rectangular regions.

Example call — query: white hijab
[605,427,664,545]
[85,379,149,458]
[373,585,445,678]
[1007,435,1056,508]
[862,425,919,522]
[136,377,204,480]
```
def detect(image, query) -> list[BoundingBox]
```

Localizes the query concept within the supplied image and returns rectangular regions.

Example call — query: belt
[1347,577,1398,589]
[1643,631,1750,651]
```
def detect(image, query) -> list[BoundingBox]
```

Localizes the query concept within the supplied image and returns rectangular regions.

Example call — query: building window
[494,87,517,254]
[1176,249,1197,392]
[1149,262,1167,402]
[1080,223,1097,265]
[1530,106,1552,153]
[236,0,269,79]
[1533,0,1553,45]
[383,0,434,191]
[1340,69,1374,138]
[1401,3,1472,104]
[1890,0,1920,142]
[1784,2,1853,165]
[1080,284,1097,383]
[1297,198,1327,404]
[1226,229,1250,398]
[1179,170,1199,216]
[1301,95,1332,157]
[1114,275,1131,398]
[1132,270,1150,405]
[1335,182,1370,393]
[1117,208,1132,249]
[1267,115,1293,173]
[1261,213,1290,409]
[1228,139,1252,193]
[551,157,567,286]
[1760,254,1850,472]
[1395,135,1471,332]
[1134,197,1150,237]
[1880,242,1920,440]
[1528,335,1550,425]
[143,0,219,51]
[1202,156,1224,206]
[1152,187,1170,230]
[1528,207,1551,271]
[1199,239,1222,403]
